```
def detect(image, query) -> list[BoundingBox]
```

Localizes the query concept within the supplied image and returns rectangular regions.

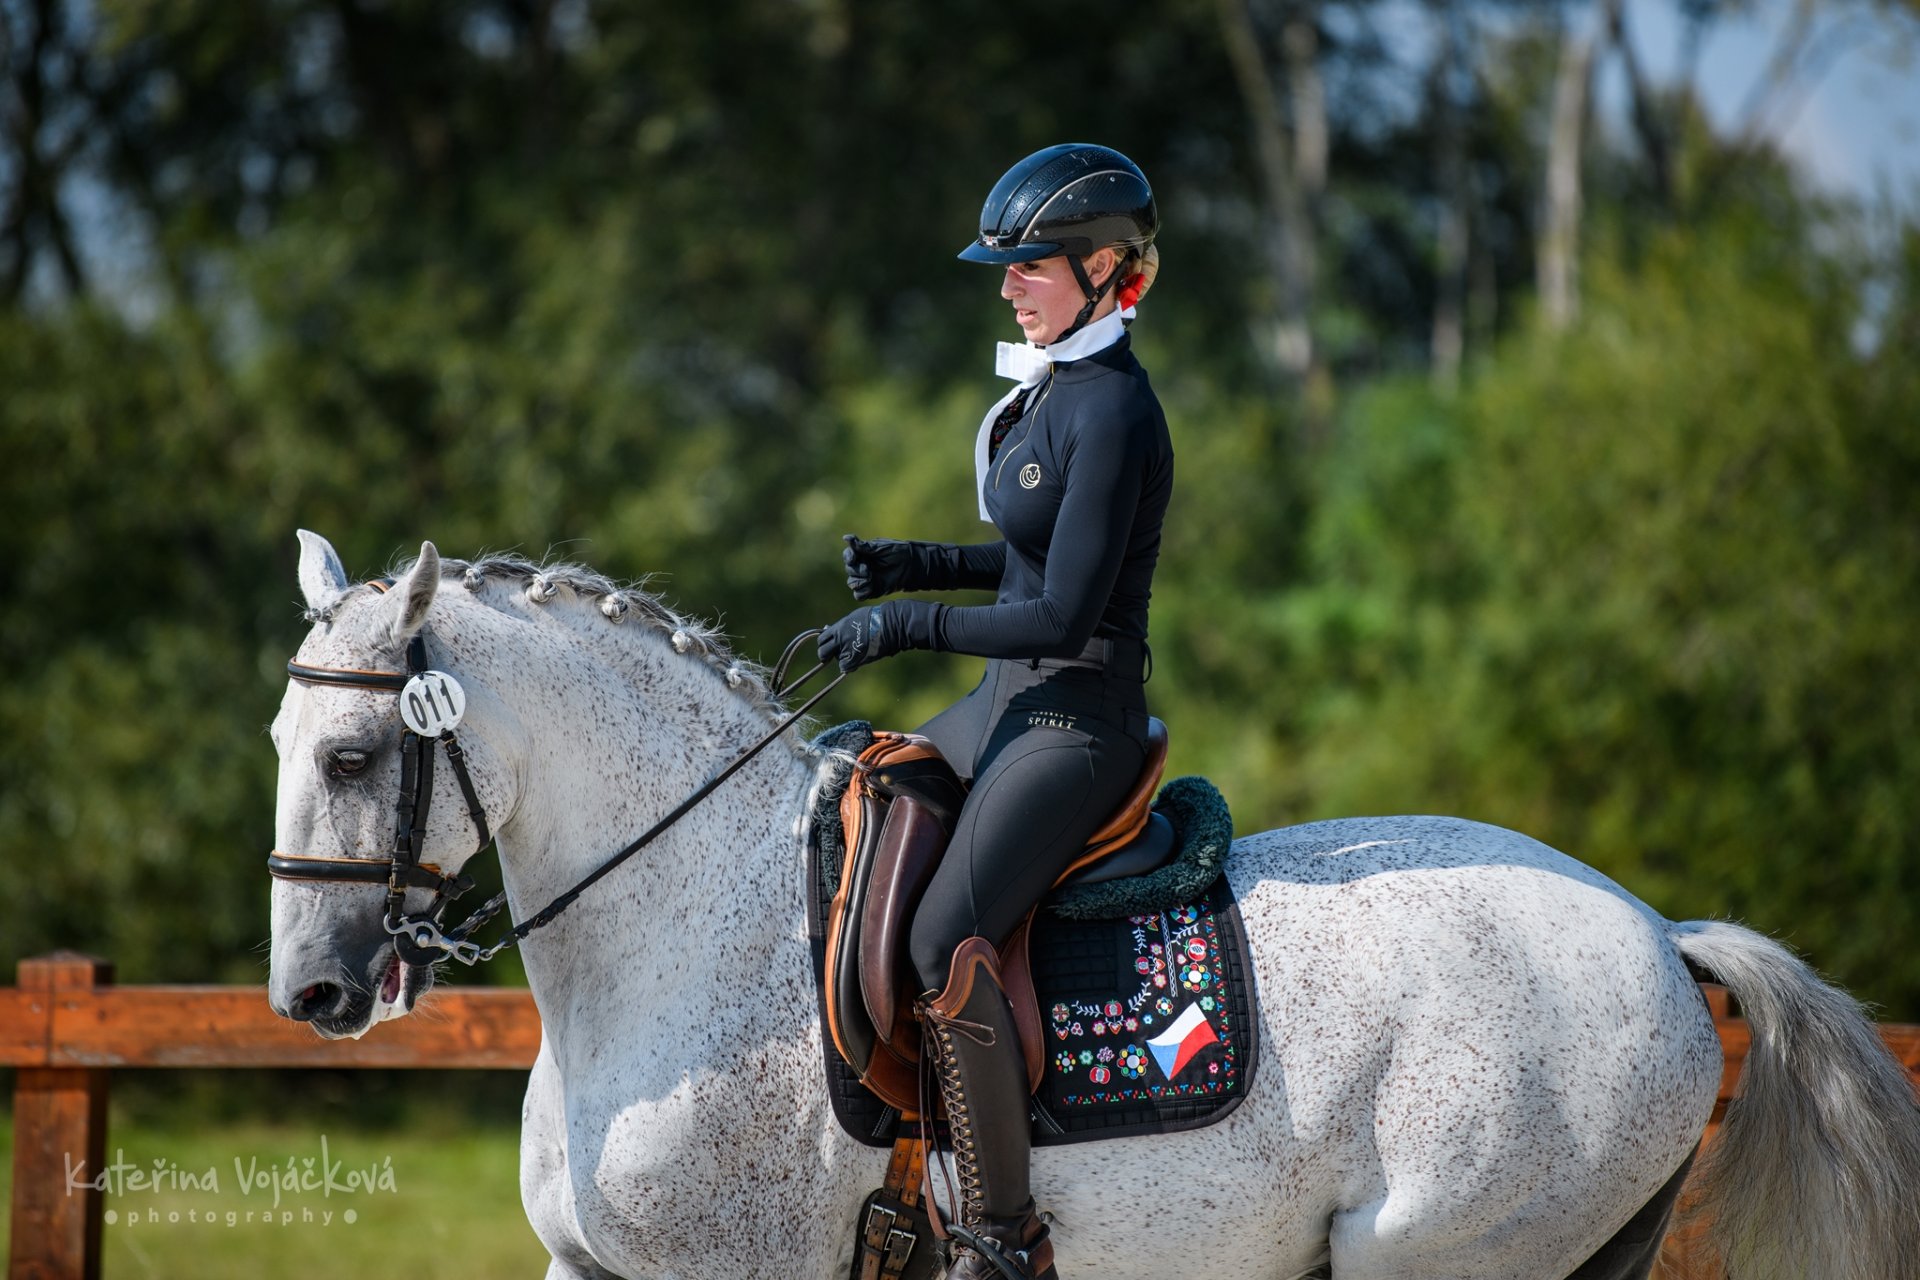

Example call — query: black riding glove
[817,600,943,673]
[842,534,918,601]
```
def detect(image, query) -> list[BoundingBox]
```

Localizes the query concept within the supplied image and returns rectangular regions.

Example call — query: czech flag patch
[1145,1002,1219,1080]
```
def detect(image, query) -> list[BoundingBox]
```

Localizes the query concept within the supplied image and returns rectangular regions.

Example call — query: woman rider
[817,143,1173,1280]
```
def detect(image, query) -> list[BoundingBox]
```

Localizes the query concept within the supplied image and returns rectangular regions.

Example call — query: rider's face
[1001,249,1117,345]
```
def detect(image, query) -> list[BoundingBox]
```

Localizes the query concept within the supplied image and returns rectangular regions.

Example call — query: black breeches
[908,656,1149,992]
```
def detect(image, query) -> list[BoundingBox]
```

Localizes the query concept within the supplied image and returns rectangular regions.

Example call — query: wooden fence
[4,950,1918,1280]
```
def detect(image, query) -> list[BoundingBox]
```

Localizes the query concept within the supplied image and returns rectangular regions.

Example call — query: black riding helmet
[959,143,1158,341]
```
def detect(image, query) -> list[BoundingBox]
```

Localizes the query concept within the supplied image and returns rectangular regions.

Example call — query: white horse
[266,533,1920,1280]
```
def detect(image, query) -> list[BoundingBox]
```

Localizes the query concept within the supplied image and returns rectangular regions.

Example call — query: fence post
[8,953,112,1280]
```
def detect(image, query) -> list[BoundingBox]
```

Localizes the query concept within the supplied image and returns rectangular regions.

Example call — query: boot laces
[919,1001,997,1228]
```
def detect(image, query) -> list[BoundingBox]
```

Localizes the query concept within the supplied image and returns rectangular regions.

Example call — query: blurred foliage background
[2,0,1917,1025]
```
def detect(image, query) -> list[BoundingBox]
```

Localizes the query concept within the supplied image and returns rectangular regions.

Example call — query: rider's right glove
[842,534,918,601]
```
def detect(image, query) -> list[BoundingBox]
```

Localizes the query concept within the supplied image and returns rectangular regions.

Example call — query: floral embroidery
[1039,893,1246,1111]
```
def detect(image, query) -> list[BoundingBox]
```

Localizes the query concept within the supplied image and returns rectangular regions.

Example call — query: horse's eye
[327,749,371,777]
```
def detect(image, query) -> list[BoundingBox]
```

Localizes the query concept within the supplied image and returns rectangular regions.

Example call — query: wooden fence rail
[5,951,1919,1280]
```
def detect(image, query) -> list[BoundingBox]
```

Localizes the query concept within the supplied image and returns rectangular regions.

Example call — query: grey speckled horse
[266,533,1920,1280]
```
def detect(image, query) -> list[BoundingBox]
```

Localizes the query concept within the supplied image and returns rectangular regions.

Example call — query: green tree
[1277,210,1920,1013]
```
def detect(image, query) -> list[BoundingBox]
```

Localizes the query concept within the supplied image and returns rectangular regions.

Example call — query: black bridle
[268,615,843,966]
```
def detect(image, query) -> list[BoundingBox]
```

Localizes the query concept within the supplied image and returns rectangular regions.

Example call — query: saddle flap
[997,914,1046,1093]
[827,789,886,1080]
[859,795,949,1044]
[824,732,964,1114]
[825,781,930,1113]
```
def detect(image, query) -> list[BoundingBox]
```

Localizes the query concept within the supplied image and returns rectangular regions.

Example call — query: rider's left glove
[816,600,943,673]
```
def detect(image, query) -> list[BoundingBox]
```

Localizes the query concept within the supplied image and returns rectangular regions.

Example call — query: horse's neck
[478,615,819,1044]
[506,752,822,1077]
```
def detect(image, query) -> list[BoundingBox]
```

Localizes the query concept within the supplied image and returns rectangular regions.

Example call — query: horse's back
[1224,815,1720,1279]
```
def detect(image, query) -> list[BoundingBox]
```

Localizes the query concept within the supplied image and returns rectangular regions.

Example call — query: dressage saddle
[823,720,1174,1113]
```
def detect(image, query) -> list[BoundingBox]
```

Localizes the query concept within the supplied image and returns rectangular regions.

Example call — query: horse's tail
[1667,918,1920,1280]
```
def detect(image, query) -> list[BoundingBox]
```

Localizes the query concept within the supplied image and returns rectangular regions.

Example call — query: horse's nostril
[288,981,341,1022]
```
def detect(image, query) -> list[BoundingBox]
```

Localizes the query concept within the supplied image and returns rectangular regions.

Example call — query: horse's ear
[296,530,351,613]
[387,541,441,647]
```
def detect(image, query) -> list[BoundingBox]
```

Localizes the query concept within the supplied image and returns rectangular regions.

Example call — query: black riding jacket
[897,333,1174,659]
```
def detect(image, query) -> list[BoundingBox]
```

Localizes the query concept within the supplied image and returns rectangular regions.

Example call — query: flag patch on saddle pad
[1146,1002,1220,1080]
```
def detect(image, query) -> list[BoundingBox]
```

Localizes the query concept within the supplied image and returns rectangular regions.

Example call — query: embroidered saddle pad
[806,722,1260,1148]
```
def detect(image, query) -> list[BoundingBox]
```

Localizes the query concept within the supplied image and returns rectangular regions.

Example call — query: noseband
[269,605,843,967]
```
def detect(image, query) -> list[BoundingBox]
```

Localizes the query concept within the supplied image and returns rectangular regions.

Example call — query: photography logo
[65,1135,398,1229]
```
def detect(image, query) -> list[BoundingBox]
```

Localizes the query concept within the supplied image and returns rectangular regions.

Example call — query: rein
[269,616,844,967]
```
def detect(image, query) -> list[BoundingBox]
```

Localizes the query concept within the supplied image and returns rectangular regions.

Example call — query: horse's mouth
[312,948,433,1039]
[379,948,406,1004]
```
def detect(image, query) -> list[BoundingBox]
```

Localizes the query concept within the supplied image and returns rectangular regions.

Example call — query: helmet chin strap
[1050,253,1117,345]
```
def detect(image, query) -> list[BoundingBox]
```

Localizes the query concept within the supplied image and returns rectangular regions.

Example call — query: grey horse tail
[1667,918,1920,1280]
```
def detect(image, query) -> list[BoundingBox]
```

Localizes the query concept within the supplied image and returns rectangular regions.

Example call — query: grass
[1,1097,552,1279]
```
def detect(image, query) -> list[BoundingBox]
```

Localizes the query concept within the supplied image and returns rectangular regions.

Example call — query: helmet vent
[998,150,1107,234]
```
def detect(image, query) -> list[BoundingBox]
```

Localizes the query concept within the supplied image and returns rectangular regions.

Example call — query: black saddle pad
[805,724,1261,1149]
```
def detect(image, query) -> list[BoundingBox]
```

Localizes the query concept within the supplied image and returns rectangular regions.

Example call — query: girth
[822,720,1173,1113]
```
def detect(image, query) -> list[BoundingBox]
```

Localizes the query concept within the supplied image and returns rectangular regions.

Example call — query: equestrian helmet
[958,143,1157,265]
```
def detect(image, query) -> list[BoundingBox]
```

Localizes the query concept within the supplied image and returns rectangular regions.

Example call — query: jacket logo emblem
[1028,712,1078,731]
[1019,463,1043,489]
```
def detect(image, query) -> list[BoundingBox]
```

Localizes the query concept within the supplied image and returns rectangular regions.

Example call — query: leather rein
[268,610,843,967]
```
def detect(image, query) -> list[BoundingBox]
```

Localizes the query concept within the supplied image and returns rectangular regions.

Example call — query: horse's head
[266,529,812,1039]
[266,531,507,1037]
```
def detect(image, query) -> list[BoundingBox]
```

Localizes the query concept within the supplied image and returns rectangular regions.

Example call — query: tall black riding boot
[920,937,1057,1280]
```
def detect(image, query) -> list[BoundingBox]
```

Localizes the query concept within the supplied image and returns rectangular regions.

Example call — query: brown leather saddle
[823,719,1176,1113]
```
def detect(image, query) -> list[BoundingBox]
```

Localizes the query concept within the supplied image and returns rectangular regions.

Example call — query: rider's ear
[387,541,441,649]
[1089,247,1118,290]
[296,529,351,614]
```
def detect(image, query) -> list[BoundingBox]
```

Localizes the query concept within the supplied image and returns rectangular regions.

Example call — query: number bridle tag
[400,671,467,737]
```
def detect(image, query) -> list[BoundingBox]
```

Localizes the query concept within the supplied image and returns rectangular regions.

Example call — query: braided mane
[309,552,789,725]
